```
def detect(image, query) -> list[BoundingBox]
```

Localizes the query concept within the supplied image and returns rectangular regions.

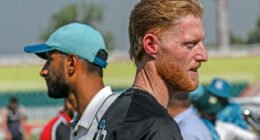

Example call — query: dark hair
[85,60,103,77]
[59,50,105,77]
[9,96,18,104]
[85,49,107,77]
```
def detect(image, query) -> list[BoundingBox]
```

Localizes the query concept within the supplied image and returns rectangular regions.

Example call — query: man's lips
[190,68,198,72]
[189,64,201,77]
[190,63,201,72]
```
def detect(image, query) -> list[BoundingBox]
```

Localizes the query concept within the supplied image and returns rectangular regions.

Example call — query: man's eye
[186,43,196,48]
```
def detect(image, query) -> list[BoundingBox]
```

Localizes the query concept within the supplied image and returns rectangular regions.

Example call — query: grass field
[0,56,260,91]
[199,56,260,83]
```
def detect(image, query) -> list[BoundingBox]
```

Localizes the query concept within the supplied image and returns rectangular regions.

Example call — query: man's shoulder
[120,88,166,109]
[122,88,169,117]
[100,88,182,140]
[114,88,177,122]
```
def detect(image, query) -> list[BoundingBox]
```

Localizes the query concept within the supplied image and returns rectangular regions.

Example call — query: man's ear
[142,33,159,58]
[66,55,78,77]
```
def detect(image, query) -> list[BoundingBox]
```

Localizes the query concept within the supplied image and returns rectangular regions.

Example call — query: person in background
[207,78,248,130]
[24,23,117,139]
[207,78,258,139]
[191,83,227,140]
[191,81,258,140]
[40,98,75,140]
[168,89,212,140]
[1,96,26,140]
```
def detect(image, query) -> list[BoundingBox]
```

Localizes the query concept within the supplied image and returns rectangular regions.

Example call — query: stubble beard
[47,64,70,99]
[155,52,198,92]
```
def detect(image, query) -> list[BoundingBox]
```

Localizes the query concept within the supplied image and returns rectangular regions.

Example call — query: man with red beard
[93,0,208,140]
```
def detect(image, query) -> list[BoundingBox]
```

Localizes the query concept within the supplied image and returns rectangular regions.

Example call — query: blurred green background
[0,56,259,92]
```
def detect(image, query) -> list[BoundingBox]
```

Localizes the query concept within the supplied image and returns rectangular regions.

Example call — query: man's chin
[185,79,198,92]
[173,78,198,92]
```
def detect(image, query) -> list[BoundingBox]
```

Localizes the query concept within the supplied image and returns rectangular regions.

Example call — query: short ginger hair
[128,0,204,64]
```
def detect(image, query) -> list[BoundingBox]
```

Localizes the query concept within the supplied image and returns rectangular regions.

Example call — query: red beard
[155,52,198,92]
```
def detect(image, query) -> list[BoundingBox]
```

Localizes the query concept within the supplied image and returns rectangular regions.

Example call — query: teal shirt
[201,118,220,140]
[217,102,248,130]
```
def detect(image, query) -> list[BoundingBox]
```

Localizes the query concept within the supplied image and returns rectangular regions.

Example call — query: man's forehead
[174,16,204,40]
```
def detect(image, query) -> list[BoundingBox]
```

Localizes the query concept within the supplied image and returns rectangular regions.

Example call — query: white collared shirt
[73,86,114,140]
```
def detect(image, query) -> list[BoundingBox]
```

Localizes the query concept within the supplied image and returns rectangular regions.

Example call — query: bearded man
[93,0,208,140]
[24,23,117,140]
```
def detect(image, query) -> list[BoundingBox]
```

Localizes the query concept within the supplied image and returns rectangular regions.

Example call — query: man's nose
[40,65,48,77]
[196,43,208,62]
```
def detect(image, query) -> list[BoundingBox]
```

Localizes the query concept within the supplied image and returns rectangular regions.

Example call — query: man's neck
[133,61,172,108]
[168,106,188,117]
[73,77,104,116]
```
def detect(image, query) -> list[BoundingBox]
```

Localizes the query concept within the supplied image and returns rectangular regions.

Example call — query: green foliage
[52,4,78,28]
[230,32,245,45]
[40,3,115,51]
[247,29,260,44]
[102,31,115,51]
[40,4,78,41]
[80,3,103,26]
[247,16,260,44]
[257,15,260,28]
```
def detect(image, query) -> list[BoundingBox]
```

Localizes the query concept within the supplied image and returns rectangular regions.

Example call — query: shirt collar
[76,86,113,129]
[174,107,194,124]
[59,111,72,123]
